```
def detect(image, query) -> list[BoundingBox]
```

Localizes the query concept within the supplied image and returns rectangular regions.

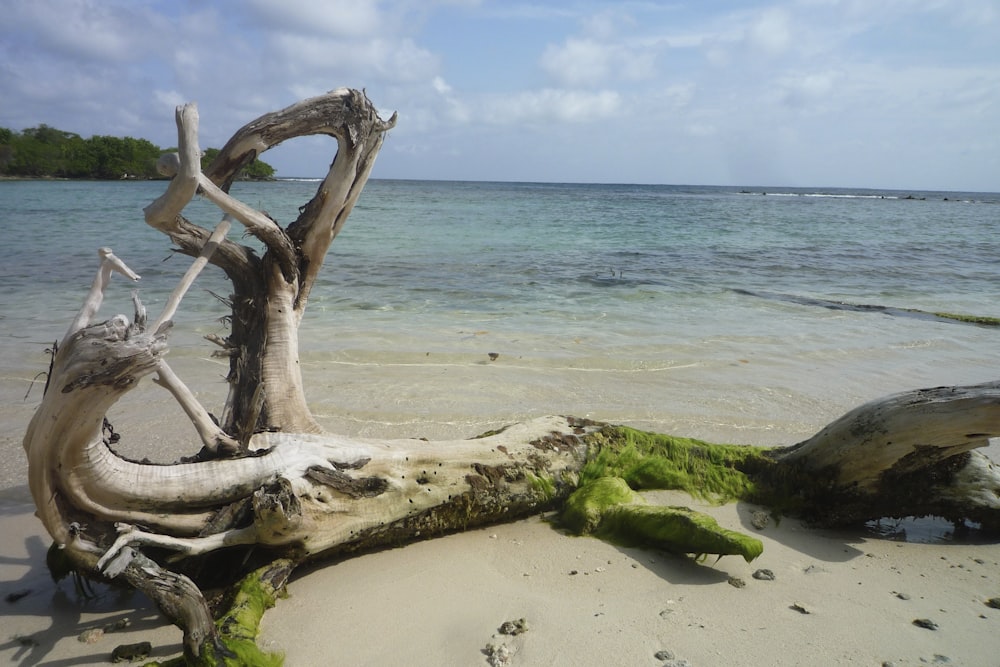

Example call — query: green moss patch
[145,561,289,667]
[601,504,763,562]
[526,471,558,501]
[561,475,763,562]
[580,425,771,503]
[562,476,642,534]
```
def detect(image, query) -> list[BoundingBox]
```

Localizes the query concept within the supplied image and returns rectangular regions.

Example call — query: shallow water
[2,179,999,496]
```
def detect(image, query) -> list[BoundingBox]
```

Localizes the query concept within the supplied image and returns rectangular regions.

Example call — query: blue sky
[1,0,998,190]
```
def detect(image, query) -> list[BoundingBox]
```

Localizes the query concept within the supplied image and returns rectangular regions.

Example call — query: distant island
[0,124,275,180]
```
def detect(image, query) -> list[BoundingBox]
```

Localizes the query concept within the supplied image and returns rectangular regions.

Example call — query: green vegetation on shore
[0,124,274,180]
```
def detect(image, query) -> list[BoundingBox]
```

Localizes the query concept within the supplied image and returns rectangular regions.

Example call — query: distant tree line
[0,124,275,180]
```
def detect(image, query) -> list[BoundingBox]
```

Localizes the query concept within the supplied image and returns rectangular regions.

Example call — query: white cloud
[745,8,793,56]
[432,77,453,95]
[3,0,167,62]
[429,77,470,123]
[266,32,438,87]
[659,83,696,109]
[154,90,188,111]
[243,0,383,38]
[775,70,838,108]
[541,38,614,86]
[541,37,655,87]
[686,122,717,137]
[0,0,996,190]
[481,89,621,125]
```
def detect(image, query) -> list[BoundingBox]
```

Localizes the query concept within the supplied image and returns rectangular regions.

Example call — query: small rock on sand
[498,618,529,636]
[77,628,104,644]
[4,589,32,603]
[110,641,152,663]
[485,642,512,667]
[655,652,693,667]
[752,568,775,581]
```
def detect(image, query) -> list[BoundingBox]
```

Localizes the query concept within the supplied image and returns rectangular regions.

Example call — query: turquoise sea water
[1,179,998,493]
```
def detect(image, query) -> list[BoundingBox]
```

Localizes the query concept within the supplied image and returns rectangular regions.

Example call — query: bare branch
[143,104,201,234]
[153,361,240,455]
[196,173,298,278]
[152,216,232,331]
[65,247,140,344]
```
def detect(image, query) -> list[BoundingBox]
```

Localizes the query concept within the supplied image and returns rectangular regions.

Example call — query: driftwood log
[23,89,1000,665]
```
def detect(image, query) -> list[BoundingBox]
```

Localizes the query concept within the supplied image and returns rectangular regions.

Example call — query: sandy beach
[3,449,1000,666]
[4,307,999,667]
[6,343,999,666]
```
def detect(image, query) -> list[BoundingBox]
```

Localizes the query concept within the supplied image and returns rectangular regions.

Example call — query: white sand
[3,487,1000,666]
[4,350,1000,665]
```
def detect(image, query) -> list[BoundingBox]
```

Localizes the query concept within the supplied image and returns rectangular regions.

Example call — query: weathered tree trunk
[145,89,394,437]
[771,382,1000,530]
[22,90,1000,664]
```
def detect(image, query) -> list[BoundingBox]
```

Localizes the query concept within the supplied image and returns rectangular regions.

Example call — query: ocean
[1,178,998,496]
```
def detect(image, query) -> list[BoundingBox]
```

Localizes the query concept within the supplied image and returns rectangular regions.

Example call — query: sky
[1,0,998,191]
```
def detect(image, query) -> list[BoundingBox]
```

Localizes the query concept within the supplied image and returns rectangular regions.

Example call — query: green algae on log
[563,425,772,562]
[578,424,774,502]
[561,474,763,563]
[145,560,292,667]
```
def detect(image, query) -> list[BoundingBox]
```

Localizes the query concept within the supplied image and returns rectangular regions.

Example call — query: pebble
[485,642,512,667]
[4,589,32,603]
[77,628,104,644]
[654,650,675,660]
[751,511,769,530]
[986,597,1000,609]
[111,641,152,663]
[895,592,911,601]
[752,568,775,581]
[104,618,131,633]
[727,576,746,589]
[498,618,529,636]
[789,602,810,615]
[912,618,939,631]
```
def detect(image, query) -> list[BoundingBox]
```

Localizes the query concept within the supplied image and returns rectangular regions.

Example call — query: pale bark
[772,382,1000,529]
